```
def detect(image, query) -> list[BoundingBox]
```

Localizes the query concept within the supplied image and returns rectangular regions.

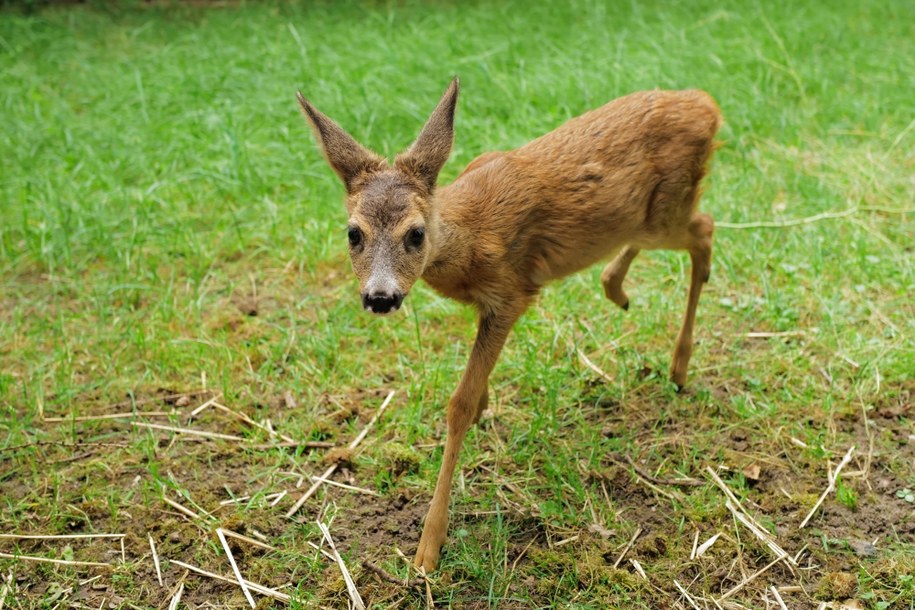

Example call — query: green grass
[1,0,913,608]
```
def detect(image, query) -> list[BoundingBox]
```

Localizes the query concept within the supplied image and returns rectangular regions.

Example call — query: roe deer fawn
[296,79,721,571]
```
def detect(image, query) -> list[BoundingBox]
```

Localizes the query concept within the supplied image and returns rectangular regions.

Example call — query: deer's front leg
[414,304,525,572]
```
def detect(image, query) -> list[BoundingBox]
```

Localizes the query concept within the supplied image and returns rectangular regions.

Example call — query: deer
[296,78,721,572]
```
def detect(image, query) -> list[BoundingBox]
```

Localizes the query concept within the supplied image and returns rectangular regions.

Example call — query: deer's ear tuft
[395,79,459,193]
[297,92,385,193]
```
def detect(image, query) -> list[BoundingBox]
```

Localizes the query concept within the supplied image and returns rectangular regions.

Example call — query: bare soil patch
[2,378,913,607]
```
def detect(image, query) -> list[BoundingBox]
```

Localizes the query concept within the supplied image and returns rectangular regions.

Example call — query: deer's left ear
[395,78,459,193]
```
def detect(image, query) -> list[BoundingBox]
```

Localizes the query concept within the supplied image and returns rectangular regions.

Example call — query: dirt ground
[1,380,913,609]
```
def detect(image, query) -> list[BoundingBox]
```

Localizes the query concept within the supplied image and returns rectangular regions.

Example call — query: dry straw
[216,528,256,607]
[317,522,365,610]
[286,390,395,517]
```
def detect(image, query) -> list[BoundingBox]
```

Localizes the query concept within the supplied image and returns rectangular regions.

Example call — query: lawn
[1,0,913,608]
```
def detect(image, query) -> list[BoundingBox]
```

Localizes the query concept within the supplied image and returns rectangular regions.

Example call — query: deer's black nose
[362,291,404,314]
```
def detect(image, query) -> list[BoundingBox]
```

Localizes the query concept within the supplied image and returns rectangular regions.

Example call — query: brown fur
[297,80,721,571]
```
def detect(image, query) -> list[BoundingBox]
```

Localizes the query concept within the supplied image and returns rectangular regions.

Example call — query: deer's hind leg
[601,246,641,310]
[670,212,714,389]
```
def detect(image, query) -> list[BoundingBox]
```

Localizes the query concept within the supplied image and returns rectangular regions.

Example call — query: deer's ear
[395,78,459,193]
[297,92,385,193]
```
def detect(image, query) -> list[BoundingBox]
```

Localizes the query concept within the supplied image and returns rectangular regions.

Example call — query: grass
[1,0,913,607]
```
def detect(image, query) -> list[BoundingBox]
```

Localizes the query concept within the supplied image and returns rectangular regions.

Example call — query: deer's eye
[347,226,363,248]
[406,227,425,250]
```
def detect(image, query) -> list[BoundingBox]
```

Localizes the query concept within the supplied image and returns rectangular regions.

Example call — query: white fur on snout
[364,255,400,298]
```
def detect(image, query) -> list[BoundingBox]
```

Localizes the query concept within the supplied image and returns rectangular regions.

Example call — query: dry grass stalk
[0,533,125,540]
[745,331,807,338]
[792,543,810,566]
[269,490,288,507]
[690,530,699,560]
[219,490,278,505]
[695,533,722,558]
[554,535,579,547]
[0,571,12,610]
[286,464,338,518]
[508,535,538,580]
[42,411,178,422]
[673,580,702,610]
[612,527,642,569]
[216,528,256,608]
[306,540,336,562]
[132,421,245,441]
[286,390,395,517]
[310,475,380,497]
[716,207,859,229]
[219,491,285,507]
[188,395,221,417]
[167,581,184,610]
[0,551,110,568]
[707,466,795,566]
[718,555,786,602]
[394,546,433,594]
[799,445,855,529]
[170,559,290,603]
[770,585,788,610]
[122,390,213,410]
[39,391,214,422]
[424,575,435,609]
[219,495,251,506]
[317,522,365,610]
[221,529,276,551]
[148,534,163,587]
[163,497,205,521]
[630,559,647,580]
[706,466,746,508]
[78,575,101,587]
[252,440,335,449]
[628,470,681,501]
[576,348,615,384]
[727,500,794,565]
[0,440,131,455]
[346,390,396,449]
[776,585,804,593]
[212,401,295,443]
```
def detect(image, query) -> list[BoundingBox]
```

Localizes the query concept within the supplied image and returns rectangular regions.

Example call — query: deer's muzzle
[362,291,404,314]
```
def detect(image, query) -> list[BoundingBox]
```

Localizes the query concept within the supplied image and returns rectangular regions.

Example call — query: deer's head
[297,80,458,314]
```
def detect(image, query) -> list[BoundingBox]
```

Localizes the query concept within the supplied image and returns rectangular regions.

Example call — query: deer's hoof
[670,369,688,392]
[414,538,442,573]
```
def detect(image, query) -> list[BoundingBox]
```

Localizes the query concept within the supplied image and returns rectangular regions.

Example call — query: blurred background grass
[1,0,911,409]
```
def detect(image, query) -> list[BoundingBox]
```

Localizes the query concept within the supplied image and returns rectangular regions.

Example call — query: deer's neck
[420,184,482,305]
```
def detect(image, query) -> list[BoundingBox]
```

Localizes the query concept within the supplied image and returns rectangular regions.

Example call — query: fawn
[296,79,721,571]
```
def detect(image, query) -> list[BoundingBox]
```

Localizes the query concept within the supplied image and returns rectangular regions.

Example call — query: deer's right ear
[394,78,459,193]
[297,92,385,193]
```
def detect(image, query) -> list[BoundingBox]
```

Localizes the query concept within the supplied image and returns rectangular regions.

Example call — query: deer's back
[439,90,721,293]
[521,89,720,167]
